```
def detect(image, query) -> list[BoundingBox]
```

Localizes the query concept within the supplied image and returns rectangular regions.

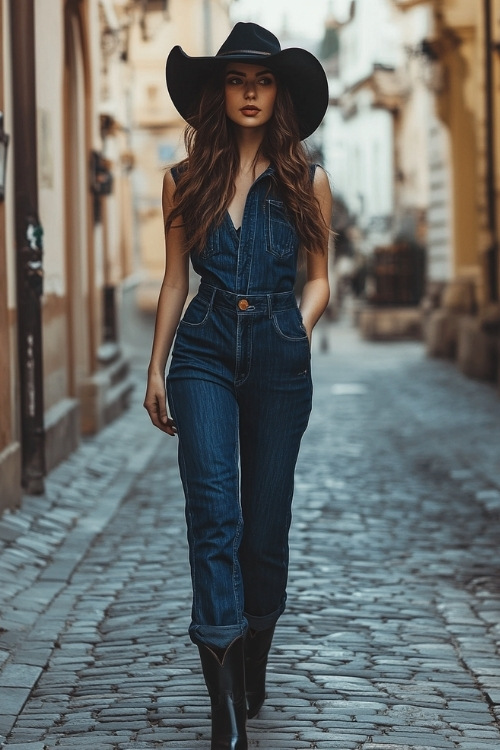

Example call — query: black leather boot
[198,637,248,750]
[244,625,275,719]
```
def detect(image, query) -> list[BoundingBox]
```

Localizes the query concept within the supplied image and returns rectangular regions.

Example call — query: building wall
[35,0,71,412]
[332,104,394,249]
[393,4,431,226]
[421,0,500,384]
[333,0,500,378]
[426,0,498,303]
[340,0,404,91]
[0,0,234,511]
[0,0,137,511]
[326,0,414,254]
[436,6,483,294]
[328,0,461,285]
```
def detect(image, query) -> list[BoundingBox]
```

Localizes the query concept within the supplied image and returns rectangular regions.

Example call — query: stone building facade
[415,0,500,386]
[323,0,434,336]
[326,0,500,375]
[1,0,231,511]
[0,0,142,509]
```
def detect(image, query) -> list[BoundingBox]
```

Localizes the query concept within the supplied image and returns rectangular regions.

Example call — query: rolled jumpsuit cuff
[244,601,285,632]
[189,621,248,650]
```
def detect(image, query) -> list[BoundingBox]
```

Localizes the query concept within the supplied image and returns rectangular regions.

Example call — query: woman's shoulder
[311,164,333,212]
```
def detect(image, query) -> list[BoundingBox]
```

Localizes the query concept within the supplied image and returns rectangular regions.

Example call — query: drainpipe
[484,0,498,302]
[10,0,45,493]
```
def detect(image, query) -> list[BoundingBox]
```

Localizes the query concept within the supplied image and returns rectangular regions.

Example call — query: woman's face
[224,63,277,130]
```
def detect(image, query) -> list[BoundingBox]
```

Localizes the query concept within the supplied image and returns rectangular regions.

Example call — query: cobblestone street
[1,320,500,749]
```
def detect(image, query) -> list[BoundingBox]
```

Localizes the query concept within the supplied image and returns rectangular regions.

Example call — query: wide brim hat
[166,22,329,141]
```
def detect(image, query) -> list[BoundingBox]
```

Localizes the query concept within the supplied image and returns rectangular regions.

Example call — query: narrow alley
[1,322,500,749]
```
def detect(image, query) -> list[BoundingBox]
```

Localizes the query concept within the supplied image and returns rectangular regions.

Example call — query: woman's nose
[244,82,256,98]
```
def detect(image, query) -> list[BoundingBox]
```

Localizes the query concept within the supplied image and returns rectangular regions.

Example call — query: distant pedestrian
[144,22,332,749]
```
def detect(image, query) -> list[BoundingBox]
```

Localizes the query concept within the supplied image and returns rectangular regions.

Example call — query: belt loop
[267,295,272,318]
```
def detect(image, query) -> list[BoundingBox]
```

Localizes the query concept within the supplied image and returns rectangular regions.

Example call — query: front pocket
[179,295,211,327]
[272,307,309,341]
[265,200,299,259]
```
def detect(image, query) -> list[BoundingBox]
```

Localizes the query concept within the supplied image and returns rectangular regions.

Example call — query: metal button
[238,299,249,311]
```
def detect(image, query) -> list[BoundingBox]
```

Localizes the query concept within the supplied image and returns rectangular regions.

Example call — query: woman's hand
[299,314,313,345]
[144,371,177,436]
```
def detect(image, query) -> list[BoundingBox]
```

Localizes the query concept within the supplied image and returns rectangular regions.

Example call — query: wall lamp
[0,111,9,202]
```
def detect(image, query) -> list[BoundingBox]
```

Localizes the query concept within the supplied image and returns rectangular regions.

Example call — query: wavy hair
[166,71,329,257]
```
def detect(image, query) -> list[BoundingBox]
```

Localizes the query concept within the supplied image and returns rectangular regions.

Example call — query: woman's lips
[240,107,260,116]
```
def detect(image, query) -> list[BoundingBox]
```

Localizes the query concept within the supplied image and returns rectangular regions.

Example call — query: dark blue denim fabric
[167,166,315,649]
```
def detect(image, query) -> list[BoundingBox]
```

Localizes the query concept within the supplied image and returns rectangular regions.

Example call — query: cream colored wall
[441,1,476,28]
[130,0,232,127]
[99,1,135,289]
[65,5,95,388]
[34,0,71,410]
[437,2,485,302]
[89,0,103,150]
[430,0,500,305]
[35,0,66,298]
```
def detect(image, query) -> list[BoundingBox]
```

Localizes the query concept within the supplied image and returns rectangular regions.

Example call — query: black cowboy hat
[166,22,329,141]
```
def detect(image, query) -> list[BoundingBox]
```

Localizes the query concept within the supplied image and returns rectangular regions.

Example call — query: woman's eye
[259,77,274,86]
[227,77,242,86]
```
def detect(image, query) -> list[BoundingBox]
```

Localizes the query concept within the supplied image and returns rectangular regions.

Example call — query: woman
[144,22,332,750]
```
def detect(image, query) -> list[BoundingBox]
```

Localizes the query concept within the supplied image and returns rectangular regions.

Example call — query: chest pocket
[265,199,299,259]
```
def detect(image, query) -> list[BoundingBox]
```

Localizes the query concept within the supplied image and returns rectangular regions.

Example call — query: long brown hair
[166,70,329,256]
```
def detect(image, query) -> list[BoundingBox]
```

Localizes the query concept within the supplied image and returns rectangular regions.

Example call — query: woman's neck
[234,128,267,175]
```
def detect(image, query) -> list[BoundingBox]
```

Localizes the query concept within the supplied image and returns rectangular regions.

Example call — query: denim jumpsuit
[166,165,316,650]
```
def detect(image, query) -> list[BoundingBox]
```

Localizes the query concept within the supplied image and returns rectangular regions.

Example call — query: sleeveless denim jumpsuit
[166,164,316,650]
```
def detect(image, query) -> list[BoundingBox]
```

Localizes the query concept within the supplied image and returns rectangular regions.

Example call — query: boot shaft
[198,637,248,750]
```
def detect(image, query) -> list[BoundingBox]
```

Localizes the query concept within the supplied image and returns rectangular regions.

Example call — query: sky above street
[230,0,352,40]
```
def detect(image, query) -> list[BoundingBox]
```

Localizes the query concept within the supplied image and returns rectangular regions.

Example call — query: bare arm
[299,166,333,340]
[144,170,189,435]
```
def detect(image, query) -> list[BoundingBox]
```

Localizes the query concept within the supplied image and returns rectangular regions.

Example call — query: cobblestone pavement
[1,322,500,749]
